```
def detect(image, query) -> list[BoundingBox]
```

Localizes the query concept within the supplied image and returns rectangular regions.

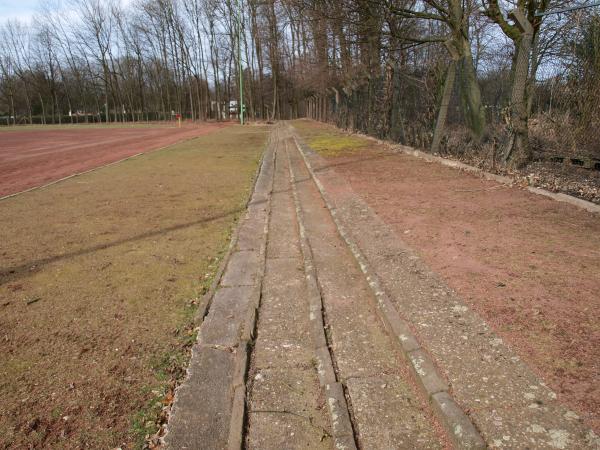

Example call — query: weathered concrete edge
[227,134,277,450]
[194,130,275,325]
[354,131,600,215]
[162,128,275,448]
[284,139,357,450]
[291,130,486,450]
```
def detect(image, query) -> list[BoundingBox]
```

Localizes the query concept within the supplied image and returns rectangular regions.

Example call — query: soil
[293,119,600,434]
[516,161,600,204]
[0,125,268,449]
[0,122,228,197]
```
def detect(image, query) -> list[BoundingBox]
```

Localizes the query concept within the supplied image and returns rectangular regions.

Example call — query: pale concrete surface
[245,137,331,449]
[286,138,444,449]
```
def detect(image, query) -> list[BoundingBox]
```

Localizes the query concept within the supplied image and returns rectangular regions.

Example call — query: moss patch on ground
[0,125,269,449]
[292,119,368,157]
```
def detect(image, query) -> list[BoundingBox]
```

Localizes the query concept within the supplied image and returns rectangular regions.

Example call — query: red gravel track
[0,123,228,197]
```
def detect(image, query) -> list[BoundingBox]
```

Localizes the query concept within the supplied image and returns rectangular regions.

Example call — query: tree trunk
[39,93,47,125]
[456,37,485,139]
[431,59,458,154]
[504,14,534,168]
[10,93,16,125]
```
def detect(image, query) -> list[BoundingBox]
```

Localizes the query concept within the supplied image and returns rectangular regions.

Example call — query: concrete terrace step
[285,136,445,449]
[163,130,276,449]
[244,131,331,449]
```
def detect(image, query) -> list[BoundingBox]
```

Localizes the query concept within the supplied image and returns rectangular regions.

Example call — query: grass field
[292,119,367,157]
[0,124,269,448]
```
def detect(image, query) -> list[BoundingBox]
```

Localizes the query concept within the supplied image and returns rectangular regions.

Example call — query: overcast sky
[0,0,40,23]
[0,0,137,25]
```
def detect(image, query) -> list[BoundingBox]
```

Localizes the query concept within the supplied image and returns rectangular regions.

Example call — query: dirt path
[290,123,599,448]
[0,123,227,197]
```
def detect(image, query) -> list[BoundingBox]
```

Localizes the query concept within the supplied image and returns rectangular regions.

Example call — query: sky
[0,0,39,23]
[0,0,136,25]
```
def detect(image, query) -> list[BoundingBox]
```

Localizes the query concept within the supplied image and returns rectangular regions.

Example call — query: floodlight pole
[236,0,244,125]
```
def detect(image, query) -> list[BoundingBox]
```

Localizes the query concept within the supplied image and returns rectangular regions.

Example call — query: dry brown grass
[0,125,269,449]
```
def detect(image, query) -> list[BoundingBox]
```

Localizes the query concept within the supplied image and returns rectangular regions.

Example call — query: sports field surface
[0,124,268,448]
[0,122,227,197]
[3,120,598,449]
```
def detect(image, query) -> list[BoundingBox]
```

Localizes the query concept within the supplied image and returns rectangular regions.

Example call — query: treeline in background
[1,0,599,168]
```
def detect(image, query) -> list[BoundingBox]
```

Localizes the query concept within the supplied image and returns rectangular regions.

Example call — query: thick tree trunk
[249,0,265,119]
[527,30,541,117]
[445,0,486,140]
[456,37,485,139]
[267,0,279,120]
[504,11,534,168]
[431,59,458,154]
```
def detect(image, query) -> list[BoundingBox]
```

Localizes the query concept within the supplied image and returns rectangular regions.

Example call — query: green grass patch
[309,134,368,157]
[292,119,369,157]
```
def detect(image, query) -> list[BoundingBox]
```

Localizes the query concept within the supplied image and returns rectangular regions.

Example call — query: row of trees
[302,0,600,167]
[0,0,301,124]
[1,0,599,167]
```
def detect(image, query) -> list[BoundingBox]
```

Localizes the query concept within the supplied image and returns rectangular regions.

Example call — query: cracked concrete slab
[346,376,442,449]
[266,210,301,260]
[220,250,260,287]
[164,346,235,449]
[236,213,266,251]
[247,367,331,450]
[251,259,315,369]
[200,286,254,348]
[245,137,332,449]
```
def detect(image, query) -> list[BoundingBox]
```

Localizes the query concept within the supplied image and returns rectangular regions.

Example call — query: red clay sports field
[0,123,227,197]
